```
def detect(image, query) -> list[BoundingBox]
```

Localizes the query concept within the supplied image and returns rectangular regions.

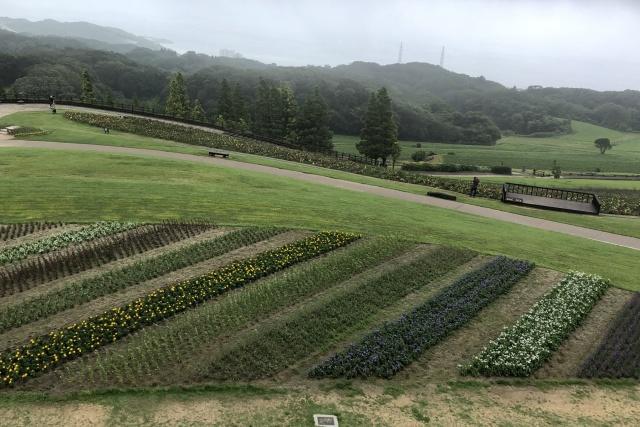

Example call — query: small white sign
[313,414,339,426]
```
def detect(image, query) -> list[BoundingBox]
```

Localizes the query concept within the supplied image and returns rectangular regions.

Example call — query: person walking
[49,95,54,107]
[470,176,480,197]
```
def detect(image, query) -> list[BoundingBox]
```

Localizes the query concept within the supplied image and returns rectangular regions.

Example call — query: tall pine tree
[357,87,398,165]
[191,99,206,121]
[165,72,189,118]
[217,79,233,120]
[253,78,272,136]
[230,83,249,131]
[295,87,332,151]
[278,85,298,141]
[80,70,96,103]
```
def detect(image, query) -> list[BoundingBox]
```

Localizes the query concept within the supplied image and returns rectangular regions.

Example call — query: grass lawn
[444,175,640,191]
[0,147,638,291]
[333,121,640,173]
[2,110,639,240]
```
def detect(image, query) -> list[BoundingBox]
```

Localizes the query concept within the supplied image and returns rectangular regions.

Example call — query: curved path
[2,137,639,251]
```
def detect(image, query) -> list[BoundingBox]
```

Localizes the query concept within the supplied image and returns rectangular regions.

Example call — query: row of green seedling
[0,222,213,297]
[0,223,65,242]
[0,227,282,334]
[309,256,534,379]
[57,237,414,388]
[0,231,359,386]
[0,221,138,265]
[579,292,640,379]
[204,246,475,381]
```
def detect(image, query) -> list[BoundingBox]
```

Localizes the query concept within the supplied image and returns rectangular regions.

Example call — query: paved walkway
[2,138,639,251]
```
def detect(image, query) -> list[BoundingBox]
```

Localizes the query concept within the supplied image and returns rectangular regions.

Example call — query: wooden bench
[501,183,600,215]
[208,150,229,159]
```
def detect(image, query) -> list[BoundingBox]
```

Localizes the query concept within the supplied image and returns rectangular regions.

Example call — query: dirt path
[2,105,640,251]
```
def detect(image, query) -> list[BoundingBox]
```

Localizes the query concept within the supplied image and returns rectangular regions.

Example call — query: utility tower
[439,46,446,68]
[398,41,403,64]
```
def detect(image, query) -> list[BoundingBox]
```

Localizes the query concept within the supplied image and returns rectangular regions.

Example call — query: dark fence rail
[0,97,382,167]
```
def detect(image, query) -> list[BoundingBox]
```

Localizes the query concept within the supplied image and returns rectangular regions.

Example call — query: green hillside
[334,121,640,173]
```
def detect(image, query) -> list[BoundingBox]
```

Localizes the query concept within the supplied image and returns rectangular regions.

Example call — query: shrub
[427,192,457,201]
[411,150,427,161]
[490,165,512,175]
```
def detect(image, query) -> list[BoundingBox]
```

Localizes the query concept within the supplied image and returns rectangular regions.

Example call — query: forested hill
[0,17,164,50]
[1,24,639,142]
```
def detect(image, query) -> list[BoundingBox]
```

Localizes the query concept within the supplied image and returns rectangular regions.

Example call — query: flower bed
[308,256,534,379]
[0,221,138,265]
[461,271,610,377]
[0,226,278,333]
[578,292,640,379]
[63,111,639,216]
[0,222,212,297]
[0,231,359,386]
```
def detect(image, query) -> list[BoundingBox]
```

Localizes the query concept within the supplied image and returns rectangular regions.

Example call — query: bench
[208,150,229,159]
[501,183,600,215]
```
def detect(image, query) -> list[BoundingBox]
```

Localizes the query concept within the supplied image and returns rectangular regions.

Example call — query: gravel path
[2,104,639,251]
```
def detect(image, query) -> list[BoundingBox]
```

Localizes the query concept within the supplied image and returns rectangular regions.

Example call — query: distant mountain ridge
[0,17,166,51]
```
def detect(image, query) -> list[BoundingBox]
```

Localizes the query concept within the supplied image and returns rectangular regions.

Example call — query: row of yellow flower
[0,231,360,386]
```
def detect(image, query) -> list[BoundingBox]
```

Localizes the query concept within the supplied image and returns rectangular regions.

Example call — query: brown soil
[536,286,635,378]
[0,230,306,351]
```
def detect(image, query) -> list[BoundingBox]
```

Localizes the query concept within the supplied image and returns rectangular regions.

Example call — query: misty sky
[3,0,639,91]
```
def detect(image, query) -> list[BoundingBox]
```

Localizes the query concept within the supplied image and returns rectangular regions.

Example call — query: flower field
[0,222,633,392]
[578,292,640,379]
[461,272,610,377]
[0,231,358,386]
[0,227,281,334]
[0,221,212,297]
[309,257,534,379]
[0,222,64,241]
[0,221,137,265]
[63,111,639,216]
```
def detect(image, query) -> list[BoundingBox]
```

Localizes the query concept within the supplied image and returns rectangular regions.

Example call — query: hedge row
[309,256,533,379]
[461,271,609,377]
[63,111,638,216]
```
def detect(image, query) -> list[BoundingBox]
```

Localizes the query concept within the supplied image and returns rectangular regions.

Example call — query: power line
[398,41,403,64]
[439,45,445,68]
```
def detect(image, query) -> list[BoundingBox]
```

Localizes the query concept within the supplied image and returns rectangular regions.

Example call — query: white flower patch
[460,271,609,377]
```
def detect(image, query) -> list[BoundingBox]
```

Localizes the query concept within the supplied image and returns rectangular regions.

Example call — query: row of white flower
[460,271,610,377]
[0,221,138,265]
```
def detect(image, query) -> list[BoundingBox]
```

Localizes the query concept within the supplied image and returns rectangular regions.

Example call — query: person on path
[48,95,54,107]
[470,176,480,197]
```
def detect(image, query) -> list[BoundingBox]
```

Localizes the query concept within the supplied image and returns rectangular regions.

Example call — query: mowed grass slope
[334,121,640,173]
[2,110,640,239]
[0,147,638,290]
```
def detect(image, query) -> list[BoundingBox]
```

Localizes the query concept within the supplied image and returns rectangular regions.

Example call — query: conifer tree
[279,85,298,141]
[357,87,398,165]
[80,69,96,103]
[191,99,206,121]
[230,83,249,131]
[217,79,233,120]
[165,72,189,118]
[253,78,272,136]
[295,87,332,150]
